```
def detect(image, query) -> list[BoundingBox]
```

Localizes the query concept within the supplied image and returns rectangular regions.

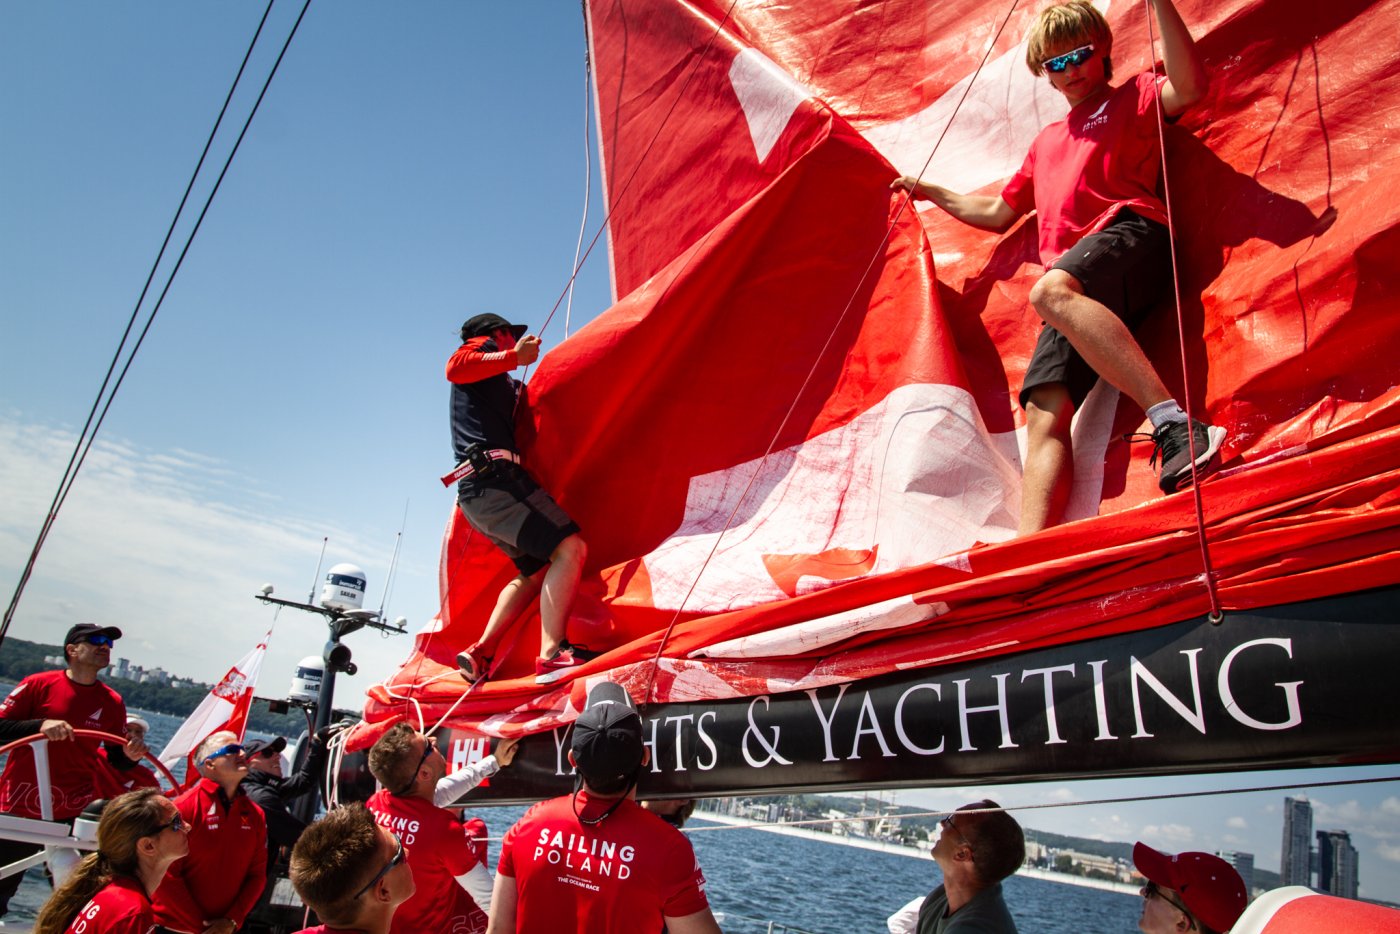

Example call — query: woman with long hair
[34,787,189,934]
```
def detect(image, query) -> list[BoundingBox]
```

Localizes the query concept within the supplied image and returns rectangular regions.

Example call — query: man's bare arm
[890,177,1020,232]
[1152,0,1209,114]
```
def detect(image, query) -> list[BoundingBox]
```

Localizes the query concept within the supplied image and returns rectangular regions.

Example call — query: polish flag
[159,630,270,788]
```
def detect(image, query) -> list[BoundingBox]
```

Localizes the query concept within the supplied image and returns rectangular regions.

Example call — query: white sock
[1146,400,1189,429]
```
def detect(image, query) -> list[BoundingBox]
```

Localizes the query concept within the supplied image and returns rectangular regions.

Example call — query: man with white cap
[488,681,719,934]
[1133,842,1248,934]
[445,313,595,686]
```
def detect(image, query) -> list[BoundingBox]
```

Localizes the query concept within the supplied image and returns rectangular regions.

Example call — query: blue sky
[3,1,1399,904]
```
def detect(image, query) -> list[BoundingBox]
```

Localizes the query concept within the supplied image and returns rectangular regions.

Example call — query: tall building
[1281,795,1313,886]
[1317,829,1360,899]
[1218,850,1255,893]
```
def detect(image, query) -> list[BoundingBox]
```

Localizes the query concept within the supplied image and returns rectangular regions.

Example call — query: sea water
[1,703,1143,932]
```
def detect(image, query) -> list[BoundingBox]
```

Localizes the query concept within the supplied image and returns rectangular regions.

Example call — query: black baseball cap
[245,737,288,757]
[571,681,644,785]
[460,313,528,342]
[64,624,122,646]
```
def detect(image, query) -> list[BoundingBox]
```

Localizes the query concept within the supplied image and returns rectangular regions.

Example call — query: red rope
[1142,0,1224,621]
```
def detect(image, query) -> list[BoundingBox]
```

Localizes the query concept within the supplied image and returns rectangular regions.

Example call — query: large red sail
[364,0,1400,741]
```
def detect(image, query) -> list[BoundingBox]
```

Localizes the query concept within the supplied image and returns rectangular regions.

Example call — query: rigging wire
[0,0,312,646]
[1141,0,1223,620]
[524,0,743,354]
[563,41,595,340]
[639,0,1025,706]
[680,773,1400,834]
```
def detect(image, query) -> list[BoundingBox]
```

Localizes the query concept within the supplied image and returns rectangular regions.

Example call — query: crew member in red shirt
[364,724,492,934]
[32,788,189,934]
[891,0,1223,533]
[102,716,162,793]
[152,732,267,934]
[0,624,148,915]
[287,803,415,934]
[446,313,595,686]
[489,681,720,934]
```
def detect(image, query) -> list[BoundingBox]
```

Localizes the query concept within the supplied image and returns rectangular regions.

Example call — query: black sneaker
[1144,419,1228,493]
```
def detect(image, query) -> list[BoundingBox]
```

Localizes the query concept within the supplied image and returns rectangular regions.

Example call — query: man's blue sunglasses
[84,635,115,648]
[203,743,245,762]
[1042,44,1095,73]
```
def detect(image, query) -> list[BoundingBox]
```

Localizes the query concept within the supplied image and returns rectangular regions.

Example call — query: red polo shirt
[0,670,128,819]
[152,779,266,932]
[498,792,710,933]
[365,789,487,934]
[63,875,154,934]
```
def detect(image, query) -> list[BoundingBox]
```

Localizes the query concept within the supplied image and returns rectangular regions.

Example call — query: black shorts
[457,462,581,576]
[1020,209,1172,409]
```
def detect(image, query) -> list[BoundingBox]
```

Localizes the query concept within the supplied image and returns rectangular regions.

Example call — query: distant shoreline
[688,811,1141,897]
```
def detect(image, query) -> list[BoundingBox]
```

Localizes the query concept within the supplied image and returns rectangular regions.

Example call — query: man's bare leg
[476,572,544,659]
[1028,270,1172,411]
[538,534,587,658]
[1020,384,1076,536]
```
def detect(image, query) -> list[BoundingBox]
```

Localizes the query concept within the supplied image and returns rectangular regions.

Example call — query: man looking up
[0,624,147,913]
[488,681,720,934]
[364,725,492,934]
[1133,843,1247,934]
[152,731,267,934]
[446,313,594,685]
[917,800,1024,933]
[288,804,415,934]
[892,0,1223,534]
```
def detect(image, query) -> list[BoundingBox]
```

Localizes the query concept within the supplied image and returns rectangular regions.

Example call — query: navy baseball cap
[64,624,122,646]
[245,737,288,757]
[571,681,644,784]
[460,313,527,342]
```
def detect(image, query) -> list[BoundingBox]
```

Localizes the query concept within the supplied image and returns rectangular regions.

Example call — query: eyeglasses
[394,735,436,795]
[83,635,115,648]
[1042,44,1095,73]
[149,812,186,836]
[202,743,245,763]
[353,834,406,900]
[1143,880,1195,923]
[940,815,971,849]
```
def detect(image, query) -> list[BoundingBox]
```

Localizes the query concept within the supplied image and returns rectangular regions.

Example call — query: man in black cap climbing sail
[445,313,594,685]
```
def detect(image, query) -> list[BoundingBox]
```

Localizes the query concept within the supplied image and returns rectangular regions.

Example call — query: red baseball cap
[1133,842,1248,932]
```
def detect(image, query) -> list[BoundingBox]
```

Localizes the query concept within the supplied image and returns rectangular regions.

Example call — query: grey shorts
[457,463,580,576]
[1020,209,1172,409]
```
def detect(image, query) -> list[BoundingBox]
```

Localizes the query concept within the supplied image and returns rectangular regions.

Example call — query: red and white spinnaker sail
[364,0,1400,741]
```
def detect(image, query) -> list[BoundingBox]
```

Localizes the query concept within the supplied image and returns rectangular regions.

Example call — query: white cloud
[1226,816,1248,830]
[1139,823,1195,846]
[1378,843,1400,864]
[0,415,428,705]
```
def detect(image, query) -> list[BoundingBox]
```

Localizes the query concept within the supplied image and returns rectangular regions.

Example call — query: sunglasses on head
[353,834,406,900]
[1042,44,1095,73]
[83,634,115,648]
[202,743,245,763]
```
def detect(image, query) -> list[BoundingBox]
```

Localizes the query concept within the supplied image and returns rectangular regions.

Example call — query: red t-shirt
[365,789,487,934]
[152,779,267,932]
[1000,72,1169,266]
[498,792,710,933]
[63,875,154,934]
[292,928,366,933]
[0,670,128,819]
